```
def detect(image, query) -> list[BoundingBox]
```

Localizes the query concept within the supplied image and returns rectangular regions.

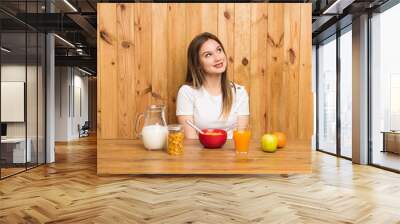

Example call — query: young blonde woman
[176,32,249,139]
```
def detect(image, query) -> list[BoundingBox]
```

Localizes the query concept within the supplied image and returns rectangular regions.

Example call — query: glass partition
[0,1,46,179]
[1,31,28,177]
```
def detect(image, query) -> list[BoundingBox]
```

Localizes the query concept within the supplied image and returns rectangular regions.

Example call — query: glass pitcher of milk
[135,105,168,150]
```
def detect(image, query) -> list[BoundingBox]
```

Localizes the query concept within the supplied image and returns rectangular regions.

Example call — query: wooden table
[98,139,311,175]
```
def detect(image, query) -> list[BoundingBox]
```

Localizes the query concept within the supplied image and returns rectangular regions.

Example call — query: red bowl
[198,129,227,149]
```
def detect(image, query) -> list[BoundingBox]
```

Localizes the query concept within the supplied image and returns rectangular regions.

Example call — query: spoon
[185,120,205,134]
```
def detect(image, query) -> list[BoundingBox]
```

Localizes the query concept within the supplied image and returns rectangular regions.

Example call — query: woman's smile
[214,62,224,69]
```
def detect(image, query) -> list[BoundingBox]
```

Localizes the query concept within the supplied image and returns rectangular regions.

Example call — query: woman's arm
[177,115,198,139]
[176,85,198,139]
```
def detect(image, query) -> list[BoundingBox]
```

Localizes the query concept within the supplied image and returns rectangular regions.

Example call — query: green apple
[261,134,278,152]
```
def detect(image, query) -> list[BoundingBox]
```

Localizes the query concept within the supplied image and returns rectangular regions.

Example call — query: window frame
[315,24,353,161]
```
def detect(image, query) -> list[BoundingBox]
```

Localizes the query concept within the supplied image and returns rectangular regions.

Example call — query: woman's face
[198,39,227,76]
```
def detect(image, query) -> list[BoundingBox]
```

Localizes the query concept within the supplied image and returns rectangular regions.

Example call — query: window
[317,36,337,154]
[390,74,400,130]
[316,26,353,159]
[340,28,352,158]
[371,3,400,171]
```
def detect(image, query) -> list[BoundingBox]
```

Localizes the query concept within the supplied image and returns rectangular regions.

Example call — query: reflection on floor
[0,136,400,223]
[0,162,42,179]
[373,150,400,171]
[341,147,352,158]
[0,167,25,177]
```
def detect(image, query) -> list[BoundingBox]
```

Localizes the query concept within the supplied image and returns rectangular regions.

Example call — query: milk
[141,124,168,150]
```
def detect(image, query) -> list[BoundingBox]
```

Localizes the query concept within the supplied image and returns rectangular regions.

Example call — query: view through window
[317,37,337,154]
[371,3,400,171]
[340,29,352,158]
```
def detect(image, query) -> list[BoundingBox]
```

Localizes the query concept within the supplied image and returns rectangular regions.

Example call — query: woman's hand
[177,115,198,139]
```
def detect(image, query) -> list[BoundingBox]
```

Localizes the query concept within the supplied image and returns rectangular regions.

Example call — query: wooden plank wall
[97,3,313,141]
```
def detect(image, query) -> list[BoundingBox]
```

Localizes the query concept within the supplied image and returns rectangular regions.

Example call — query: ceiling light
[1,47,11,53]
[54,34,75,48]
[63,0,78,12]
[77,67,93,76]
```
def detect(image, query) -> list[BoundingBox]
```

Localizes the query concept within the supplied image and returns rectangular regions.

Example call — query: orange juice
[233,130,251,153]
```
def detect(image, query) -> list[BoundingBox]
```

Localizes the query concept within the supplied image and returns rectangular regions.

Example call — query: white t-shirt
[176,83,249,139]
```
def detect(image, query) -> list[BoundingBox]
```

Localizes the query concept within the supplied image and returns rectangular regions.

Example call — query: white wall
[1,64,26,81]
[1,65,36,138]
[1,65,26,139]
[55,67,89,141]
[72,73,89,138]
[55,66,70,141]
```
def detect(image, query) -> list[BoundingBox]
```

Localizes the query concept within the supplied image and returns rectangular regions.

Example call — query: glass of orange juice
[233,124,251,154]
